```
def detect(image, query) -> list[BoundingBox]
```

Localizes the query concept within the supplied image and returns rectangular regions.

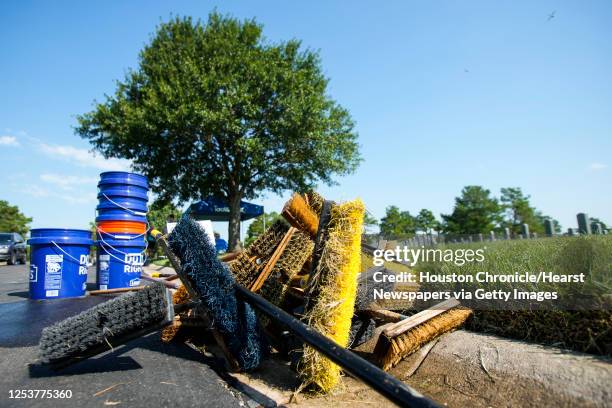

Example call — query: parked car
[0,232,27,265]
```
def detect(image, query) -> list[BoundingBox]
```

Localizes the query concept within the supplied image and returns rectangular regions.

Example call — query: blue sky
[1,1,610,239]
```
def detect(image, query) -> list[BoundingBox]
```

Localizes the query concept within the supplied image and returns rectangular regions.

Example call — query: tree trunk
[227,191,242,251]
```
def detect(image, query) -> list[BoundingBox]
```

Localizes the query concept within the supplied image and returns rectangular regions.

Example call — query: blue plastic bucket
[98,171,149,189]
[95,208,148,223]
[28,229,93,299]
[96,230,145,241]
[96,237,146,289]
[97,196,148,212]
[98,185,149,201]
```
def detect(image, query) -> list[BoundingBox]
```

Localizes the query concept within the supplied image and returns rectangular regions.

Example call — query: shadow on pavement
[7,290,29,299]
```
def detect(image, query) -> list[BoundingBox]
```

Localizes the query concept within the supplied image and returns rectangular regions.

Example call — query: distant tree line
[0,200,32,235]
[376,186,603,239]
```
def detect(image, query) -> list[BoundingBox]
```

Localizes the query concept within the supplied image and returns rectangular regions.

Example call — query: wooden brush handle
[140,275,180,289]
[383,298,460,338]
[89,287,144,295]
[219,251,241,262]
[366,309,406,323]
[249,227,296,292]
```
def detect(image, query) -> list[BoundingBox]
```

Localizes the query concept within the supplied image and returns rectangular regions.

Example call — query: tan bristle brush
[161,284,192,342]
[373,298,472,370]
[304,191,324,216]
[229,220,290,289]
[282,193,319,239]
[258,230,314,308]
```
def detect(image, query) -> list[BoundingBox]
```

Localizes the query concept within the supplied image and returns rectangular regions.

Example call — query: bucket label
[44,254,63,290]
[124,253,144,274]
[79,254,89,276]
[29,265,38,282]
[99,255,110,285]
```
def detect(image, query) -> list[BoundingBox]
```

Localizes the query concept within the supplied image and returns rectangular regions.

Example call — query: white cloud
[18,183,96,205]
[20,184,50,198]
[588,162,608,171]
[38,143,131,171]
[40,173,98,191]
[0,135,19,146]
[60,192,97,204]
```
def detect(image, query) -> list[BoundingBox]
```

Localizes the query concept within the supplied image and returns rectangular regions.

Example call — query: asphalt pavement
[0,263,247,408]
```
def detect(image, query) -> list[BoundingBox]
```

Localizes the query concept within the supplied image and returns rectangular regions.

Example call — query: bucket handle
[101,193,148,217]
[51,241,90,267]
[97,235,149,266]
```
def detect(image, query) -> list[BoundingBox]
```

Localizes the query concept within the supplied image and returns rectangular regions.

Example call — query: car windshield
[0,234,12,244]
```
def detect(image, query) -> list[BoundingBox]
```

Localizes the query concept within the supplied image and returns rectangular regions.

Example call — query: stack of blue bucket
[95,171,149,290]
[28,228,93,299]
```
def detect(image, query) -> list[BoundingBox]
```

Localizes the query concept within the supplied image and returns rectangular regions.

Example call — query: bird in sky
[547,11,556,21]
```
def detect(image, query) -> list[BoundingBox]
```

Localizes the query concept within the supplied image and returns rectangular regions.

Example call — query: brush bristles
[40,283,170,364]
[377,307,472,370]
[229,220,290,288]
[299,199,365,393]
[348,315,377,347]
[230,253,260,288]
[355,268,418,311]
[161,317,182,343]
[270,231,314,281]
[168,218,265,370]
[257,231,314,324]
[282,193,319,239]
[161,284,191,343]
[248,220,289,259]
[305,191,324,216]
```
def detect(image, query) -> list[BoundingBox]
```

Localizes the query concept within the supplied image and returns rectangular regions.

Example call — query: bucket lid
[98,172,149,189]
[28,228,93,246]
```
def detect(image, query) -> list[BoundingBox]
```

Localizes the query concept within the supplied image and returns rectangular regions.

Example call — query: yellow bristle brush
[298,198,365,393]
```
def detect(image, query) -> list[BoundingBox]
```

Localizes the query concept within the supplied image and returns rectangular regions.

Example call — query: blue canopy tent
[183,197,264,251]
[184,197,264,222]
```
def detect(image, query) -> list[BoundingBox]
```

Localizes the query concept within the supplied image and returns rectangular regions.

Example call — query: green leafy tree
[146,201,183,257]
[500,187,545,234]
[0,200,32,235]
[76,14,360,250]
[147,201,183,233]
[415,209,439,234]
[363,212,378,234]
[589,217,608,232]
[442,186,501,234]
[245,212,282,246]
[379,206,416,239]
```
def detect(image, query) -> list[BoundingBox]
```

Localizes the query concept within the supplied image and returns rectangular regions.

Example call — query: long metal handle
[234,284,441,408]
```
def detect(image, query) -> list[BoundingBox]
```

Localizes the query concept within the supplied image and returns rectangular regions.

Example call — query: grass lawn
[151,258,171,267]
[413,235,612,356]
